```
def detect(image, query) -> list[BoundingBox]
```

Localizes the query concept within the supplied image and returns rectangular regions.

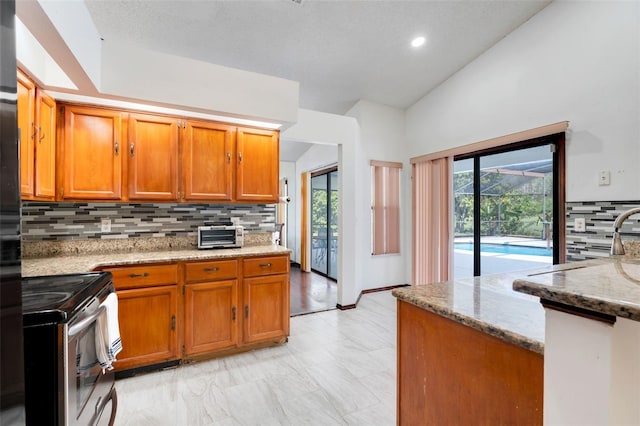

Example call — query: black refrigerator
[0,0,26,424]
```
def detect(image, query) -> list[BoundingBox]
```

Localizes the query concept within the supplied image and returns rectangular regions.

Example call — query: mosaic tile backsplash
[566,201,640,261]
[21,202,277,241]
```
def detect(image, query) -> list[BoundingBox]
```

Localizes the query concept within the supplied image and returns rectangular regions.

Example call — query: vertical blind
[371,160,402,255]
[412,157,453,284]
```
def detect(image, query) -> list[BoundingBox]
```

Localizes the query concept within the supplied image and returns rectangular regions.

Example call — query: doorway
[453,137,563,278]
[310,166,338,280]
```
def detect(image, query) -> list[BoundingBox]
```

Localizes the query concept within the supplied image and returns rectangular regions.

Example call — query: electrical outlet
[101,218,111,233]
[574,218,586,232]
[598,170,610,186]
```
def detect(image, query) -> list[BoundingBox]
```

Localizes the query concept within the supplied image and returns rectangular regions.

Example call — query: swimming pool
[454,242,552,257]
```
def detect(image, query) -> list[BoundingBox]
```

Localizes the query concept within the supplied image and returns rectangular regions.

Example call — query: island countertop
[22,245,291,277]
[392,261,607,354]
[513,257,640,322]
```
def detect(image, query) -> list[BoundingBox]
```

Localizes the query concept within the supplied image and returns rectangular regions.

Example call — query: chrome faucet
[610,207,640,255]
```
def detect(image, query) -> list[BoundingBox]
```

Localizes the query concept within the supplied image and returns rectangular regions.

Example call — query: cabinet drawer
[243,256,289,277]
[185,259,238,283]
[108,264,179,290]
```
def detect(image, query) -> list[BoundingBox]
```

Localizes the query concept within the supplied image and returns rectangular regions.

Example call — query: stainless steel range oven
[22,272,118,425]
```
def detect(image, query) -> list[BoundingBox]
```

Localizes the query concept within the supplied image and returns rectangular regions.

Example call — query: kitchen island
[513,257,640,426]
[393,256,640,425]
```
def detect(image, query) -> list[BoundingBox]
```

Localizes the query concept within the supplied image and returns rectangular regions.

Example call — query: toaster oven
[198,225,244,249]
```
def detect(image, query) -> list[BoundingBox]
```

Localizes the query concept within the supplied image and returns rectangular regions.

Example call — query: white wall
[345,100,409,289]
[405,1,640,203]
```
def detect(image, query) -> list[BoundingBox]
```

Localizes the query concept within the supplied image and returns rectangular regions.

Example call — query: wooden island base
[397,300,543,425]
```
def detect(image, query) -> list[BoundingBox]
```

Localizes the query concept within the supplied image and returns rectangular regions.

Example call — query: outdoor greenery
[311,188,338,236]
[454,170,553,239]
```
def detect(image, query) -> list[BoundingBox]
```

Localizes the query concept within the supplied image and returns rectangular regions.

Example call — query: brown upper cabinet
[58,105,124,200]
[28,98,279,203]
[128,113,179,201]
[182,121,236,201]
[236,127,280,203]
[18,70,56,200]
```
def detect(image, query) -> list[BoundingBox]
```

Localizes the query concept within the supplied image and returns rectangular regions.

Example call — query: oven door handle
[68,305,106,337]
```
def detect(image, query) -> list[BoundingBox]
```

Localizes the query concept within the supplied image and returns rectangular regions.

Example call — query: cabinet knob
[130,143,135,157]
[227,152,231,163]
[238,152,243,163]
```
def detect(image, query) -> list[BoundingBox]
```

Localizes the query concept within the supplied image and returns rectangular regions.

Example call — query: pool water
[454,242,552,257]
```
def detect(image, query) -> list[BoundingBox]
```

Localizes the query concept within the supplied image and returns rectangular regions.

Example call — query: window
[371,160,402,255]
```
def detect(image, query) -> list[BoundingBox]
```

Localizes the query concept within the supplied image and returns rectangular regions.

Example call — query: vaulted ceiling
[84,0,551,115]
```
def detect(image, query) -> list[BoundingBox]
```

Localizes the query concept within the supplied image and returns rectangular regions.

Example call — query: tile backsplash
[566,201,640,261]
[21,202,277,241]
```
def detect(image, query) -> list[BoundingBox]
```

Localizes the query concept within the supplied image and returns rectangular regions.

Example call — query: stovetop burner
[22,272,114,326]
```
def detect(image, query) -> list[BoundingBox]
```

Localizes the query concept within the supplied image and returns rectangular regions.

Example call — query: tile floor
[114,291,397,425]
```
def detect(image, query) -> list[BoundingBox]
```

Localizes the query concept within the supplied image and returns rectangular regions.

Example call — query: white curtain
[412,157,453,285]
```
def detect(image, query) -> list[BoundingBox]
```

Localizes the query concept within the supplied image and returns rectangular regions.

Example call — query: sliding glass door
[311,167,338,280]
[454,143,559,278]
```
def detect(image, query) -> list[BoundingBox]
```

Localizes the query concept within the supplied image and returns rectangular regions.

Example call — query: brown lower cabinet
[397,300,543,426]
[102,254,290,372]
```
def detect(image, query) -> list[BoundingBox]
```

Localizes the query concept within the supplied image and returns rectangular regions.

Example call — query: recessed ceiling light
[411,36,426,48]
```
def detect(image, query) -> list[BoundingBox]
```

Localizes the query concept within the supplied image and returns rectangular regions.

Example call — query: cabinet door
[184,280,238,355]
[61,105,123,200]
[236,127,279,202]
[115,285,179,371]
[242,274,289,344]
[182,121,235,201]
[18,70,35,198]
[128,114,179,200]
[34,90,56,199]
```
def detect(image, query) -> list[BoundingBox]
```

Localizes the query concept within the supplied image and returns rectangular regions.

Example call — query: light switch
[598,170,610,186]
[574,218,586,232]
[101,218,111,233]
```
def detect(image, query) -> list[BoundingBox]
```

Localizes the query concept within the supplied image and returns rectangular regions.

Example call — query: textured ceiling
[84,0,551,115]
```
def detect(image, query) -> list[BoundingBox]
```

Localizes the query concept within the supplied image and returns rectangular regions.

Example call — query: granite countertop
[393,269,550,354]
[392,261,611,354]
[22,245,291,277]
[513,257,640,322]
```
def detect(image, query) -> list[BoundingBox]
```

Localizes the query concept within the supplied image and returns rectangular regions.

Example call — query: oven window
[74,322,101,413]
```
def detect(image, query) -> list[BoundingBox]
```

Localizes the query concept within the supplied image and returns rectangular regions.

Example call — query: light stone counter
[22,245,291,277]
[513,257,640,321]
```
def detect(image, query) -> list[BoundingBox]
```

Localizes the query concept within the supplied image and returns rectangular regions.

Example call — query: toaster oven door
[199,228,238,248]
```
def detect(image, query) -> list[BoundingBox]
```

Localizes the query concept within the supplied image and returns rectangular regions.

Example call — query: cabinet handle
[114,141,119,156]
[38,127,44,143]
[238,152,243,163]
[227,152,231,163]
[130,143,135,157]
[128,272,148,278]
[245,305,249,319]
[203,267,219,272]
[232,306,236,321]
[30,122,36,140]
[171,315,176,331]
[259,263,272,268]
